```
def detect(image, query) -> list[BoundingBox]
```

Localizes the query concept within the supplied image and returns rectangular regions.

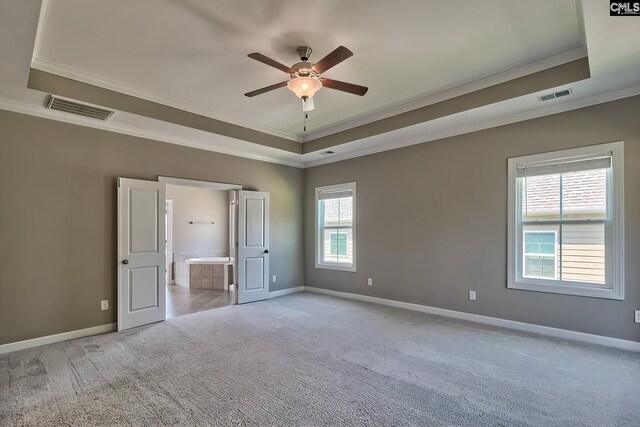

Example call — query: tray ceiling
[1,0,639,168]
[34,0,584,140]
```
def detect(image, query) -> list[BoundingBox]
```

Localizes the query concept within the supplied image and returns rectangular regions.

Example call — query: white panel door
[237,190,269,304]
[117,178,166,331]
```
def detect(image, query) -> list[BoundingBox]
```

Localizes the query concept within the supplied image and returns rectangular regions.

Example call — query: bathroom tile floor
[166,285,234,318]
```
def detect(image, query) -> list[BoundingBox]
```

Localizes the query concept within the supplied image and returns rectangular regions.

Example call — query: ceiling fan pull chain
[303,113,308,132]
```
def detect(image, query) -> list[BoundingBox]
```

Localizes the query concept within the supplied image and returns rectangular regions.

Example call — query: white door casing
[165,199,173,285]
[237,190,269,304]
[118,178,166,331]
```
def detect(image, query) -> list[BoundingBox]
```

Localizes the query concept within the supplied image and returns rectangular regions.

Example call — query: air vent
[46,95,115,120]
[537,88,573,102]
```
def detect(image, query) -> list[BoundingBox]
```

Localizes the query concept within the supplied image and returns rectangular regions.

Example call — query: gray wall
[0,110,304,345]
[166,185,229,256]
[304,95,640,342]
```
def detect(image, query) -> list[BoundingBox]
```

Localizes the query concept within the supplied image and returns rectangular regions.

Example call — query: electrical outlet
[367,278,373,286]
[635,310,640,323]
[469,290,476,301]
[272,275,277,283]
[101,300,109,311]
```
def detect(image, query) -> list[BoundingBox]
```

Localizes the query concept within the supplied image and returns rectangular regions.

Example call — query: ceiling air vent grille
[46,95,115,120]
[537,88,573,102]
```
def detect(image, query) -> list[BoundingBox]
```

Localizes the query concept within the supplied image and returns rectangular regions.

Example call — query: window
[523,231,557,279]
[330,232,348,257]
[507,142,624,300]
[316,182,356,271]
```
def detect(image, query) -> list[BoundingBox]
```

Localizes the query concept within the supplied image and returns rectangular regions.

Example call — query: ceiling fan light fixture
[287,77,322,99]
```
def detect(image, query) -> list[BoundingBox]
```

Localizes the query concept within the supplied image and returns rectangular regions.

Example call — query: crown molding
[300,47,588,143]
[3,84,638,171]
[303,84,640,168]
[31,47,587,148]
[0,96,305,168]
[31,0,51,64]
[30,57,301,143]
[575,0,587,49]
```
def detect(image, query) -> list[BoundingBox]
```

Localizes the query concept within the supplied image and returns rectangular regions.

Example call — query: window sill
[315,262,356,272]
[508,280,623,300]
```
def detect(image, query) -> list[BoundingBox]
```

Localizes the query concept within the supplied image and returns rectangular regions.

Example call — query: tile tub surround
[173,252,219,285]
[190,264,227,290]
[176,257,234,289]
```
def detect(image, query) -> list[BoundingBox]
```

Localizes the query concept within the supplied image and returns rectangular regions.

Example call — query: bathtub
[176,257,234,289]
[186,257,234,264]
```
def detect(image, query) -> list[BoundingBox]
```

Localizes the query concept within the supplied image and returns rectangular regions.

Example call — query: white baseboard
[3,287,636,354]
[269,286,305,298]
[304,286,640,352]
[0,323,117,355]
[0,286,304,355]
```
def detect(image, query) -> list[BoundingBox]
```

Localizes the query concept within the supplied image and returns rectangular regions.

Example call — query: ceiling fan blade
[247,53,293,74]
[321,78,368,96]
[312,46,353,74]
[244,81,289,97]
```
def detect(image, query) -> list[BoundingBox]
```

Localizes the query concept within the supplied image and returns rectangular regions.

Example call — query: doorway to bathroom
[117,176,270,331]
[164,180,238,318]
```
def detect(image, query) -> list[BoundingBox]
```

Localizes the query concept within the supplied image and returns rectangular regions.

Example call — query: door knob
[264,250,269,254]
[122,259,130,265]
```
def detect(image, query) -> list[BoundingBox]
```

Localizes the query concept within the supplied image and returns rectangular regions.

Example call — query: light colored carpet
[1,292,639,426]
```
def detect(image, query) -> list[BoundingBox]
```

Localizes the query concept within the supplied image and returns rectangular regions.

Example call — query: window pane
[562,169,607,220]
[337,233,348,256]
[524,232,556,255]
[521,174,560,221]
[323,198,340,227]
[525,242,540,253]
[561,223,605,285]
[323,196,352,227]
[539,243,555,254]
[339,197,353,227]
[525,255,556,279]
[523,228,558,280]
[330,233,348,256]
[323,228,353,264]
[323,228,338,263]
[539,233,555,244]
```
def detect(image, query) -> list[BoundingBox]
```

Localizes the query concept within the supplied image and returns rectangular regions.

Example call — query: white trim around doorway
[158,176,242,190]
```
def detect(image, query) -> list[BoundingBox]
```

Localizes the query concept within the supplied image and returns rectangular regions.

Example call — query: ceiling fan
[244,46,368,112]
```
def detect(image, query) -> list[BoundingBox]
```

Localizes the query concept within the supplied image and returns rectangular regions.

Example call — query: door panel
[118,178,166,331]
[129,267,159,311]
[129,189,159,253]
[245,198,265,247]
[245,257,265,291]
[237,191,269,304]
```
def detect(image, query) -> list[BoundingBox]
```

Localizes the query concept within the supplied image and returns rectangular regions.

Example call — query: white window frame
[315,182,356,272]
[507,141,624,300]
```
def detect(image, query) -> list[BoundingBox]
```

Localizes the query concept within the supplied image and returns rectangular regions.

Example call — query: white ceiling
[0,0,639,168]
[35,0,584,140]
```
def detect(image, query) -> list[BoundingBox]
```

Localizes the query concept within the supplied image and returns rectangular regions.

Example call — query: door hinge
[117,177,121,188]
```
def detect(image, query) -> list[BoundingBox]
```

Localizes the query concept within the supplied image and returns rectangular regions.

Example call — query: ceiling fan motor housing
[290,62,316,78]
[297,46,312,61]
